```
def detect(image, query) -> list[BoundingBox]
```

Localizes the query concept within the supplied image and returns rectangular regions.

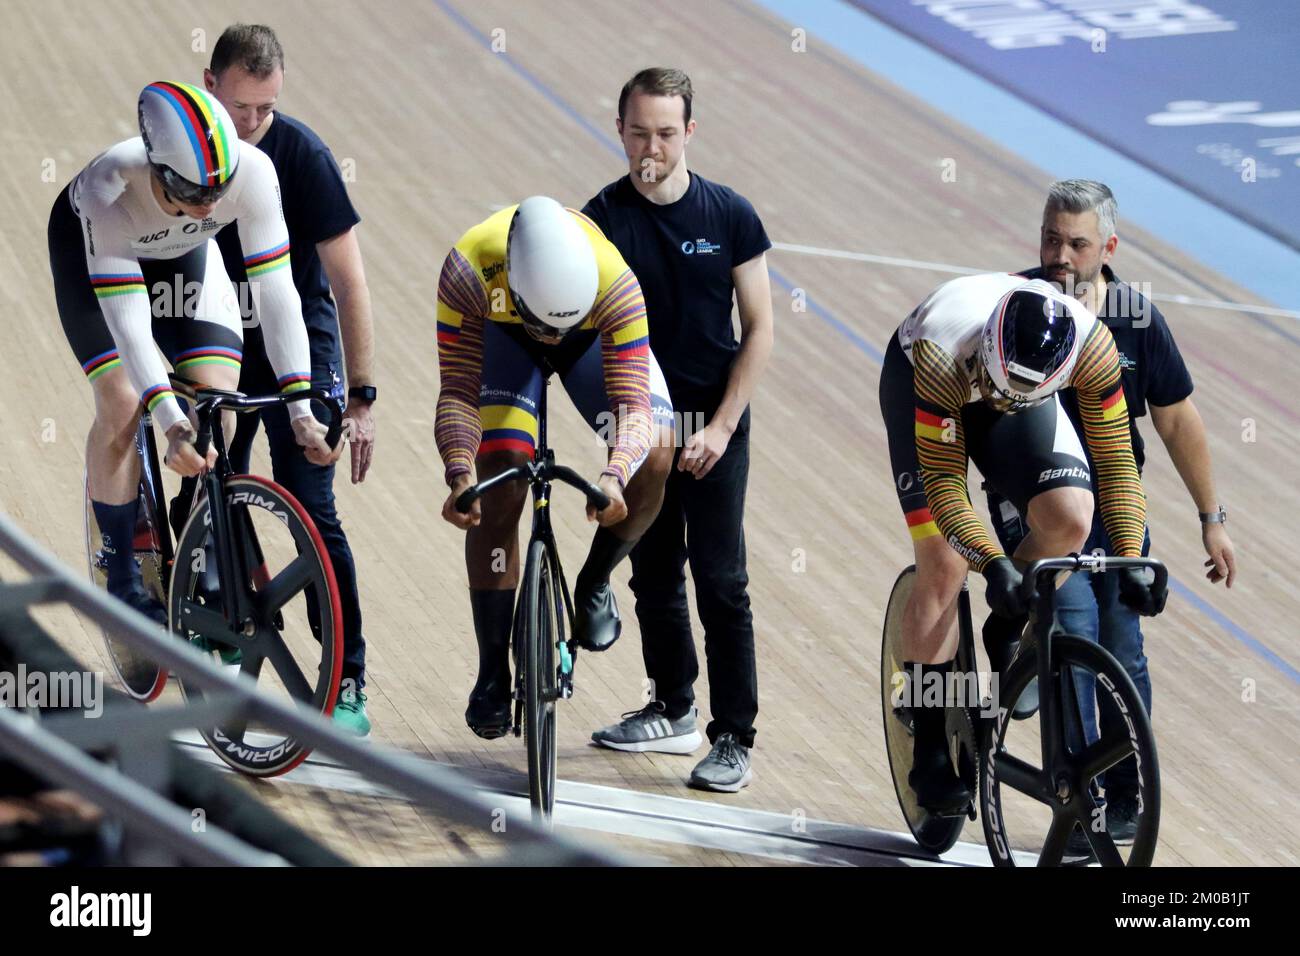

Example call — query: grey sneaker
[592,701,702,754]
[689,733,752,792]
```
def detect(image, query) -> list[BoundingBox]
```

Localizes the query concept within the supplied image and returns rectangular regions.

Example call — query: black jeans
[628,416,757,747]
[227,326,367,689]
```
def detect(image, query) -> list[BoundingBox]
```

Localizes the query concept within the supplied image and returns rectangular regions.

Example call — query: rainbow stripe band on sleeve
[82,349,122,381]
[142,383,176,412]
[174,346,242,373]
[277,372,312,395]
[244,242,291,277]
[91,274,147,299]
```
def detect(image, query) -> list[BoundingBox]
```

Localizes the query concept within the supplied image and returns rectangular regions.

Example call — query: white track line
[174,732,1018,866]
[770,241,1300,320]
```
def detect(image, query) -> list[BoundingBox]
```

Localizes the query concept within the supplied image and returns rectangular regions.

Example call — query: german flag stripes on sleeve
[911,339,1002,570]
[1070,322,1146,557]
[435,249,489,484]
[590,269,653,487]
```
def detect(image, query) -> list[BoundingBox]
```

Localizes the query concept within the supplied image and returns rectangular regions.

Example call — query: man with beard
[987,179,1237,857]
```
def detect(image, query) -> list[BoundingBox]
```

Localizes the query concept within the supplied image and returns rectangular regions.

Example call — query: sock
[91,499,141,597]
[574,526,638,595]
[907,660,954,760]
[469,588,516,689]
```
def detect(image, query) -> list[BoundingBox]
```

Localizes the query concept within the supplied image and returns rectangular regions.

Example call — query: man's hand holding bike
[983,556,1028,618]
[587,474,625,526]
[163,422,215,477]
[443,472,480,529]
[1118,565,1168,616]
[292,415,341,466]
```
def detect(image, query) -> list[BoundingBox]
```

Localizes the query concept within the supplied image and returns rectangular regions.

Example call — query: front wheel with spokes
[980,634,1160,866]
[521,537,558,824]
[171,475,342,777]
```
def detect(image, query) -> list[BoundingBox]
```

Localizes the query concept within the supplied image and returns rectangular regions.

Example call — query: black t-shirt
[216,112,360,350]
[582,173,771,414]
[1018,265,1194,472]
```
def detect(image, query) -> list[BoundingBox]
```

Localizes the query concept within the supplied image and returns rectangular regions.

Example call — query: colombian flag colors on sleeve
[245,242,291,277]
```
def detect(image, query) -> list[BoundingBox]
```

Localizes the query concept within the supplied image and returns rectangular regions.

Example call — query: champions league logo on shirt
[681,238,721,255]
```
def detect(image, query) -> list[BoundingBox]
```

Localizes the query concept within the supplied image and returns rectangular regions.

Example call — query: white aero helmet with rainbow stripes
[137,81,239,205]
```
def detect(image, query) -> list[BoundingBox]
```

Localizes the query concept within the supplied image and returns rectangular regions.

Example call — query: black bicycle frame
[180,384,342,638]
[1019,555,1168,800]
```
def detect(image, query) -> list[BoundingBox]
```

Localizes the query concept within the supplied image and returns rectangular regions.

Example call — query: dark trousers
[227,330,367,688]
[629,422,757,747]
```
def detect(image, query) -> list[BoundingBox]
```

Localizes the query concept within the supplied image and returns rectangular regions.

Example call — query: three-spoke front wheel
[171,475,342,777]
[981,634,1160,867]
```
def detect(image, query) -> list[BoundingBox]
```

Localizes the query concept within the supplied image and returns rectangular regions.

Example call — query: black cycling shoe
[573,582,621,652]
[465,684,512,739]
[571,527,637,652]
[908,749,971,816]
[116,583,167,627]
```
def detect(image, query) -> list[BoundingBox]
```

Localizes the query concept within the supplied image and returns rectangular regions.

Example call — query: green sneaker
[190,635,243,666]
[333,688,371,738]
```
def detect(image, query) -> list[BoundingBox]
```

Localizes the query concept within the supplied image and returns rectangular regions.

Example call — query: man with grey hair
[207,23,378,736]
[987,178,1237,856]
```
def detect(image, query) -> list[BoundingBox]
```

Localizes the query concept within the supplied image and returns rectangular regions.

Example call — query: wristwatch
[1199,506,1227,524]
[348,385,377,405]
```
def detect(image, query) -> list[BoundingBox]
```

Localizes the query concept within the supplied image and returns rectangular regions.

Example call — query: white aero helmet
[138,81,239,205]
[977,279,1082,413]
[506,196,599,342]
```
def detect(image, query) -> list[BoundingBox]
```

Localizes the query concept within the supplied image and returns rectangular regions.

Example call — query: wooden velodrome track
[1,0,1296,866]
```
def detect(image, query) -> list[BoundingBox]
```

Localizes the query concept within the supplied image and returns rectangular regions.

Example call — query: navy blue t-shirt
[216,112,360,354]
[1018,264,1194,472]
[582,173,771,414]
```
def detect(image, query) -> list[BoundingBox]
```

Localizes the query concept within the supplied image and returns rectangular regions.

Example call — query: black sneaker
[1106,796,1140,846]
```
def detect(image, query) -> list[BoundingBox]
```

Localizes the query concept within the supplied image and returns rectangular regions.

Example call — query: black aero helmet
[978,280,1081,412]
